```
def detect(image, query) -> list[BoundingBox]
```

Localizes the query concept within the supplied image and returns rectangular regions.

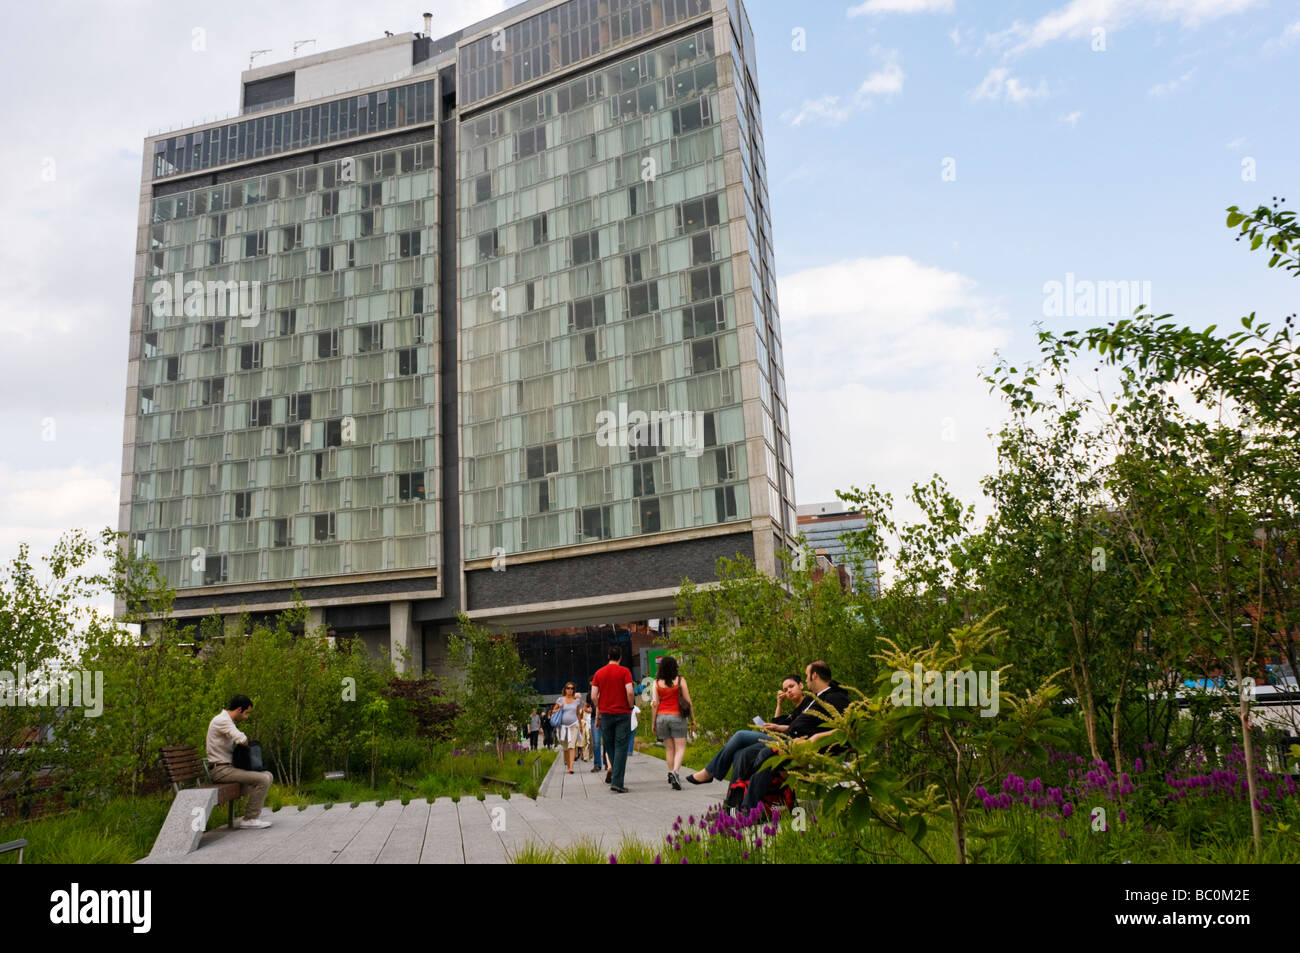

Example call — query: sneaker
[610,785,629,794]
[669,772,682,791]
[238,818,271,829]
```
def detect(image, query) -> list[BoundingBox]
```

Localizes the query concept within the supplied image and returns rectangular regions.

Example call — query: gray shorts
[656,713,688,740]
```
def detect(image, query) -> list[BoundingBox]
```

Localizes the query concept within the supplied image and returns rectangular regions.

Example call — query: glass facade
[457,26,755,560]
[128,138,441,589]
[123,0,796,606]
[153,81,438,180]
[725,0,794,540]
[459,0,711,108]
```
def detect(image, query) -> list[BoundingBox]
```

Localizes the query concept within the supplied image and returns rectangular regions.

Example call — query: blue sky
[0,0,1296,584]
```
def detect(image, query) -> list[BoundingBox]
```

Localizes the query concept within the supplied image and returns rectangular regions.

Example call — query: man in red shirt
[590,646,635,792]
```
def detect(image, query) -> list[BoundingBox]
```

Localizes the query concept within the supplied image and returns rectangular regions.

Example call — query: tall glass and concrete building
[119,0,795,675]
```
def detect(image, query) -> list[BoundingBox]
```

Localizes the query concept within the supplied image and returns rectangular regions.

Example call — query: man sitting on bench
[206,694,273,830]
[733,660,849,812]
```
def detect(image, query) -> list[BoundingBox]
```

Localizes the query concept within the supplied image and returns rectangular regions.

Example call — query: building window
[571,230,599,265]
[239,343,262,370]
[165,356,179,381]
[289,392,311,421]
[526,444,559,479]
[200,377,225,405]
[271,518,289,548]
[317,330,339,358]
[633,461,656,496]
[399,230,421,258]
[250,397,272,427]
[581,505,611,540]
[475,174,492,203]
[715,486,737,520]
[200,321,226,349]
[277,424,301,453]
[640,497,661,533]
[278,309,296,335]
[530,214,548,246]
[234,490,252,519]
[399,471,426,501]
[313,513,336,541]
[398,347,418,375]
[358,323,383,353]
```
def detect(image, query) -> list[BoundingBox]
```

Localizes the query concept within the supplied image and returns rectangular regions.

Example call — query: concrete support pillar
[223,615,244,640]
[390,600,419,674]
[307,607,333,646]
[423,625,454,680]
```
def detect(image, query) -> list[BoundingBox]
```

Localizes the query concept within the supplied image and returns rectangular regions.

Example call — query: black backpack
[232,741,265,772]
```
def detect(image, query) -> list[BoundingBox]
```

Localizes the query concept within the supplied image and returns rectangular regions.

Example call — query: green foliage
[446,615,536,762]
[671,553,875,736]
[205,606,392,788]
[776,614,1071,864]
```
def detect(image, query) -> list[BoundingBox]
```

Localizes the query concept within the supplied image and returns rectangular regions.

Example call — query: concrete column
[307,607,334,646]
[390,600,420,674]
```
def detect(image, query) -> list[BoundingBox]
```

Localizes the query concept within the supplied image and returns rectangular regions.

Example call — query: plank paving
[145,751,723,865]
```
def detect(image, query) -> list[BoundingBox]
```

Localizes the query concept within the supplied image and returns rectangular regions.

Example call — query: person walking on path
[587,698,610,774]
[651,656,693,790]
[552,682,584,773]
[590,647,635,792]
[580,701,594,763]
[528,709,541,751]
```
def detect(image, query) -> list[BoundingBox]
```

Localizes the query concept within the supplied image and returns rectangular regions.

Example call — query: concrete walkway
[140,752,721,864]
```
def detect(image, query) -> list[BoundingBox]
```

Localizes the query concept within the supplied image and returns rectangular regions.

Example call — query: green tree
[671,552,874,734]
[446,614,535,762]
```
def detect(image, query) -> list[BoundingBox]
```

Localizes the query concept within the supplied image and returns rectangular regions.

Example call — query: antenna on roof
[293,39,317,56]
[249,48,272,69]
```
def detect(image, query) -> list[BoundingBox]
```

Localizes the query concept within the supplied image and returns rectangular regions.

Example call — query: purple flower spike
[609,854,618,864]
[654,855,662,864]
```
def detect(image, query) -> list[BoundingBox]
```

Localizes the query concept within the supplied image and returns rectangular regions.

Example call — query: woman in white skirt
[552,682,584,774]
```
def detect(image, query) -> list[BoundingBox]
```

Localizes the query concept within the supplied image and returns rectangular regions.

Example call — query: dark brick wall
[465,532,754,609]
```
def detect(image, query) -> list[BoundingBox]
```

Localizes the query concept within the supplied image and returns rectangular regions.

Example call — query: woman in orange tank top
[651,655,694,790]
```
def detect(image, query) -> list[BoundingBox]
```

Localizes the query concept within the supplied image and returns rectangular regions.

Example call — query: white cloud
[1059,110,1084,125]
[782,96,853,127]
[783,50,904,126]
[970,66,1050,103]
[855,59,905,103]
[0,462,120,568]
[848,0,953,15]
[780,256,1008,548]
[989,0,1258,57]
[1148,68,1196,96]
[1263,18,1300,52]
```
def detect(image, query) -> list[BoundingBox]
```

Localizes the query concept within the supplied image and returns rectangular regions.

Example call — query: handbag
[549,706,564,728]
[233,740,264,771]
[674,679,692,720]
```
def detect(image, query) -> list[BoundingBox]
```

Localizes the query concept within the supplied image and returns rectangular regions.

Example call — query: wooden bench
[160,745,241,829]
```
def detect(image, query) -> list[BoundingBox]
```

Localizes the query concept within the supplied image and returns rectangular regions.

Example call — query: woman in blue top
[552,682,584,774]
